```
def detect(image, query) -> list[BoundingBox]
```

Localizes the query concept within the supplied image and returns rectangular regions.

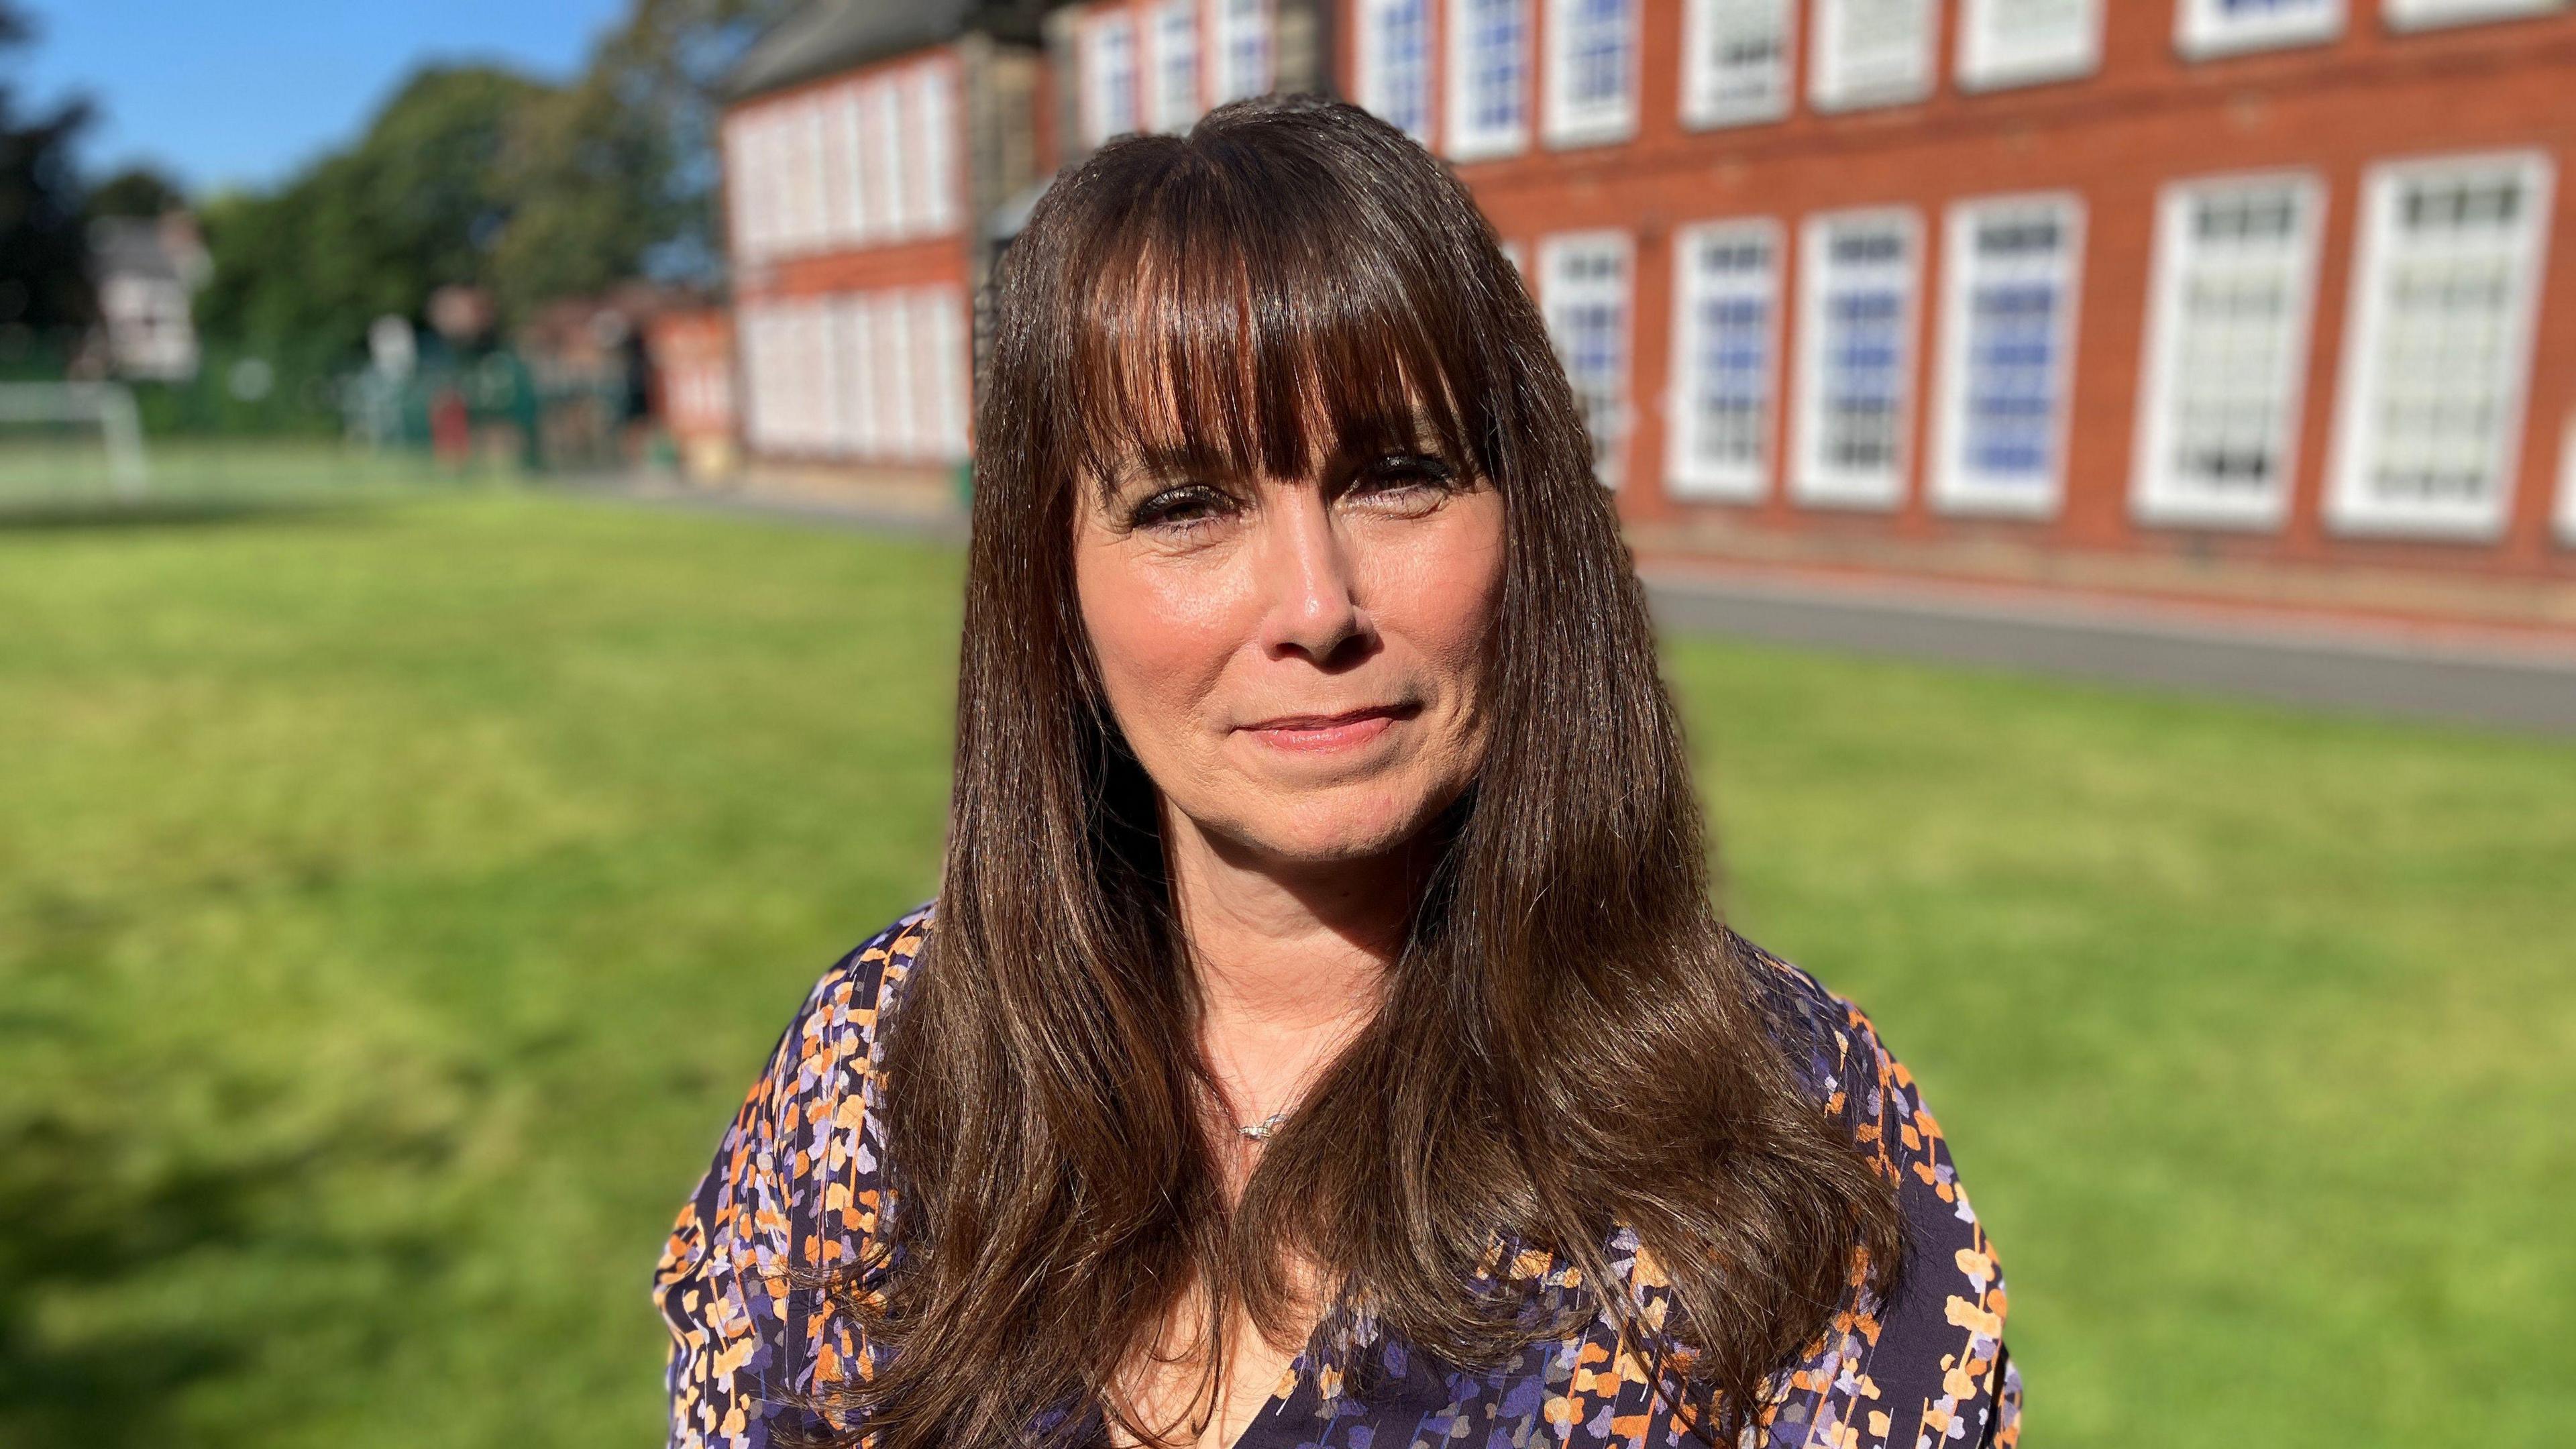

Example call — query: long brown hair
[824,94,1904,1448]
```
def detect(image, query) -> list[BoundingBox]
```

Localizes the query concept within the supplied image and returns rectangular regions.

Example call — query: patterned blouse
[654,905,2022,1449]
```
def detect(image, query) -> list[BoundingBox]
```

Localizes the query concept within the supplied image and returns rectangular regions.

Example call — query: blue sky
[15,0,635,195]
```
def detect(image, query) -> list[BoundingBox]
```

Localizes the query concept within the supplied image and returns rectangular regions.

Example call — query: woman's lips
[1238,704,1412,753]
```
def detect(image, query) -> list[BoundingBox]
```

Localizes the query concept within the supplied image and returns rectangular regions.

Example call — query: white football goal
[0,382,150,499]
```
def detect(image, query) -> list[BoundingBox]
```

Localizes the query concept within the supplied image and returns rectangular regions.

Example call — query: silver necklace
[1236,1108,1291,1142]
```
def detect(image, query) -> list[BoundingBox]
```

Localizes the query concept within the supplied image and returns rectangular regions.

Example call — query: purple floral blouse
[653,904,2021,1449]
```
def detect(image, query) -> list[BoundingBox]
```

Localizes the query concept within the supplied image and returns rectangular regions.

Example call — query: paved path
[1640,568,2576,735]
[576,480,2576,736]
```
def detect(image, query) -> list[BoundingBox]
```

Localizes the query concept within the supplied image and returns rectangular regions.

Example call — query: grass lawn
[1,470,2569,1448]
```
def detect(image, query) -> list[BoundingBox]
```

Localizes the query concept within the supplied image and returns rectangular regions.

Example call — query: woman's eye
[1128,484,1234,533]
[1348,454,1458,508]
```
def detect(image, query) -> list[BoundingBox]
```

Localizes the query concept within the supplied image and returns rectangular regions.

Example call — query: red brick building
[1336,0,2576,625]
[724,0,2576,627]
[717,2,1059,480]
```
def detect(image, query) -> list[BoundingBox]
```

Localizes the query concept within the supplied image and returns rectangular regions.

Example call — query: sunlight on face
[1072,428,1505,867]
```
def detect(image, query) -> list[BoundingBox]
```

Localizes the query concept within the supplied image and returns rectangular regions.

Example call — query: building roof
[90,216,209,288]
[722,0,1051,102]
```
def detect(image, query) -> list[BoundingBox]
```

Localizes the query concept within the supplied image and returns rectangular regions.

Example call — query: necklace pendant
[1238,1109,1289,1142]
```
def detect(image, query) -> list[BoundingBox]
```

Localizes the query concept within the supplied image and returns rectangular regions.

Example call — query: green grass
[1,463,2569,1447]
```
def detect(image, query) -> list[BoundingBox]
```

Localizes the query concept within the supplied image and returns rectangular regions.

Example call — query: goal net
[0,382,150,504]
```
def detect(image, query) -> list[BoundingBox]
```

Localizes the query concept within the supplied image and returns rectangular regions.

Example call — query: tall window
[1083,13,1141,148]
[2132,175,2324,529]
[1794,209,1921,508]
[1682,0,1794,128]
[837,296,879,458]
[2386,0,2568,28]
[915,63,959,234]
[739,304,774,447]
[829,88,870,244]
[1667,220,1782,501]
[1148,0,1203,132]
[724,121,759,260]
[875,292,920,460]
[1447,0,1531,158]
[2328,152,2555,537]
[1545,0,1637,146]
[1809,0,1936,111]
[2557,413,2576,544]
[1358,0,1434,142]
[1540,232,1633,486]
[1932,194,2085,515]
[788,101,829,252]
[1208,0,1272,105]
[1957,0,2102,89]
[866,80,910,238]
[2174,0,2343,58]
[918,288,973,462]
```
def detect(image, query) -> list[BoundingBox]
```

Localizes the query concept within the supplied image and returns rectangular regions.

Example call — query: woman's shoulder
[652,901,938,1447]
[771,899,937,1083]
[1733,930,1936,1156]
[1727,930,2022,1447]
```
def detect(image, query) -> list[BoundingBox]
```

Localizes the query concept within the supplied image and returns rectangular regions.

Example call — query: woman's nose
[1252,488,1369,665]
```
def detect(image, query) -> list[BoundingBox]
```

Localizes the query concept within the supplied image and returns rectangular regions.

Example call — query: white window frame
[1681,0,1795,129]
[786,99,828,253]
[1082,11,1142,148]
[1956,0,2102,91]
[1446,0,1533,160]
[1539,230,1635,488]
[2130,171,2326,531]
[1357,0,1436,143]
[918,287,973,462]
[2174,0,2344,59]
[1544,0,1639,148]
[826,86,869,244]
[1809,0,1938,112]
[1792,207,1923,510]
[865,79,910,239]
[837,294,879,458]
[1666,219,1785,502]
[2385,0,2566,31]
[723,119,760,261]
[2557,410,2576,544]
[1147,0,1203,132]
[1205,0,1273,106]
[877,292,921,460]
[1930,192,2086,517]
[915,62,960,235]
[2326,149,2555,539]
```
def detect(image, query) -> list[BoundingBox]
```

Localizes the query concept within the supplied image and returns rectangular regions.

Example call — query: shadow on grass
[0,1087,463,1448]
[0,496,382,534]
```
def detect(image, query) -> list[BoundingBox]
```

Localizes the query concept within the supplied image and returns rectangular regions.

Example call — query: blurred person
[653,96,2017,1449]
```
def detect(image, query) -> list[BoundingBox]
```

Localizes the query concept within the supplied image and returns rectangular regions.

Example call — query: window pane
[1669,223,1780,499]
[1683,0,1792,126]
[1795,211,1919,506]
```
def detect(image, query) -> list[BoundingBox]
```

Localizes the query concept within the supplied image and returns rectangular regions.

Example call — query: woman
[655,95,2018,1449]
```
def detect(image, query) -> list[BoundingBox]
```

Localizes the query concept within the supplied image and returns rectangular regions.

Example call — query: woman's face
[1073,434,1505,868]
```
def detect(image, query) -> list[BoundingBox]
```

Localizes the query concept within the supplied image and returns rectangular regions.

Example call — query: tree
[196,65,543,356]
[191,0,798,362]
[0,1,93,329]
[492,0,796,311]
[85,164,184,221]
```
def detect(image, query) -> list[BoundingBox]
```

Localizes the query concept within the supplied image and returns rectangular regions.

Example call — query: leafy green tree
[85,164,184,221]
[196,64,543,356]
[492,0,796,313]
[0,1,93,329]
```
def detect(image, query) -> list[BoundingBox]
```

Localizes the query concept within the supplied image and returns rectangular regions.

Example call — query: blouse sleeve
[651,911,928,1449]
[1771,989,2021,1449]
[1741,949,2019,1444]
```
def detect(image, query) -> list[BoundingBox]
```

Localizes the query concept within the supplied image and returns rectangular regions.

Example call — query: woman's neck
[1159,809,1427,1128]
